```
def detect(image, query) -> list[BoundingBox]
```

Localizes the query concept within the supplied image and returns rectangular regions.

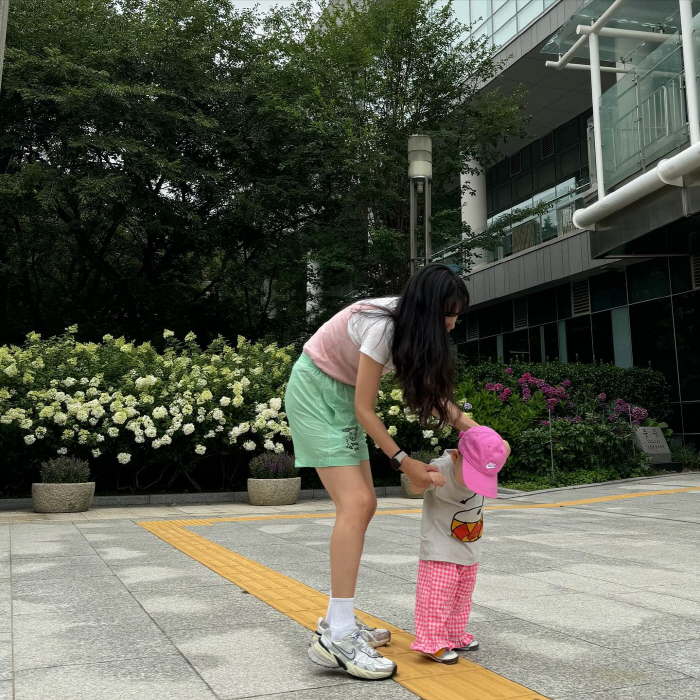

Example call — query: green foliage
[456,359,673,423]
[40,456,90,484]
[0,329,294,495]
[248,453,297,480]
[0,0,531,347]
[671,442,700,470]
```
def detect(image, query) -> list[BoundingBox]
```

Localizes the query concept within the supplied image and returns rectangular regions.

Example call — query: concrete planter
[247,477,301,506]
[401,473,423,499]
[32,482,95,513]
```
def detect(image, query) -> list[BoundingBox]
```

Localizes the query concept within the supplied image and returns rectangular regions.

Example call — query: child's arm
[408,470,444,494]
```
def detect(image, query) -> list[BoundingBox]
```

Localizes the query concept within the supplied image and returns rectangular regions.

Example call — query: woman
[285,264,478,680]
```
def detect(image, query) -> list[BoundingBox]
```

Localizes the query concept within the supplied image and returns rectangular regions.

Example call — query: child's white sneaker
[425,648,459,664]
[454,640,480,651]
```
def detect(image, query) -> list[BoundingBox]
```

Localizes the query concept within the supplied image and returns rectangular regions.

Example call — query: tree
[282,0,532,314]
[0,0,532,347]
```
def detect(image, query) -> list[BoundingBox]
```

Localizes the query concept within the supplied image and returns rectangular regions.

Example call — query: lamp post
[408,135,432,275]
[0,0,9,94]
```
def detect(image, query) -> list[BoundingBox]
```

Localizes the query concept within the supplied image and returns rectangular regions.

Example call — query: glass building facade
[454,258,700,439]
[453,0,559,47]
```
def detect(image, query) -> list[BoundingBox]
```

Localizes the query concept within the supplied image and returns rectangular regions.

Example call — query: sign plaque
[634,427,671,464]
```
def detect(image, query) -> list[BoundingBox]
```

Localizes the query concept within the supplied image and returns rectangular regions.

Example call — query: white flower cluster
[0,332,294,466]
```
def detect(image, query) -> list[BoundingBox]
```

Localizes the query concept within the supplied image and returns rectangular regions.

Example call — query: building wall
[455,257,700,440]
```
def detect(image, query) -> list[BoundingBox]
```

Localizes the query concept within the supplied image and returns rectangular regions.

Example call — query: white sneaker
[454,639,480,651]
[308,629,397,680]
[313,616,391,648]
[425,648,459,664]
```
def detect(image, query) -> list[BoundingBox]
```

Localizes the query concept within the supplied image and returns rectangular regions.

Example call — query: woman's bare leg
[316,460,377,598]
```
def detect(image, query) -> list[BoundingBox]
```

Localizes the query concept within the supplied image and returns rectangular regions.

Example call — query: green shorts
[285,353,370,469]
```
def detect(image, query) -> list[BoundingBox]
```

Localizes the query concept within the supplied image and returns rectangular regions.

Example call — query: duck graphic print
[450,493,484,543]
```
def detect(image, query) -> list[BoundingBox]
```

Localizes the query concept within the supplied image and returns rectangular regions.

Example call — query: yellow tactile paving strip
[136,486,699,700]
[138,516,549,700]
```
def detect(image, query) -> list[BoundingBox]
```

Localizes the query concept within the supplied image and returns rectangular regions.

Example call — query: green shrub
[0,328,294,494]
[456,359,672,423]
[671,442,700,470]
[248,453,297,479]
[40,456,90,484]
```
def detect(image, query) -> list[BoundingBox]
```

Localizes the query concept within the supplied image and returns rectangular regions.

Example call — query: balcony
[432,177,589,269]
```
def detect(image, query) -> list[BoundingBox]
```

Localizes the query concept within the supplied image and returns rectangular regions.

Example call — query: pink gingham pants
[411,559,479,654]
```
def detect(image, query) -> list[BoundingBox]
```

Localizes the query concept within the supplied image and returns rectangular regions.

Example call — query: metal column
[680,0,700,144]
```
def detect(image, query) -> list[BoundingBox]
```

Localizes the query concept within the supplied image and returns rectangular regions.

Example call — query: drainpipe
[679,0,700,144]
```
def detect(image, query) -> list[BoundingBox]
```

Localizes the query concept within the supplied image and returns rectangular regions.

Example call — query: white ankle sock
[326,597,356,641]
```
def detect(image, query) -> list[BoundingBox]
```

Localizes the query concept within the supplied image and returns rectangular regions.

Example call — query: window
[670,257,693,295]
[529,326,542,363]
[590,271,627,312]
[543,322,560,361]
[479,336,498,362]
[627,259,670,304]
[629,298,679,400]
[592,311,615,364]
[502,330,529,362]
[674,291,700,401]
[528,290,557,326]
[566,315,593,363]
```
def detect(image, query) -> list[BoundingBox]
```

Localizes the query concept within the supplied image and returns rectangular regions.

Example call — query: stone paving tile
[168,619,369,699]
[0,681,10,700]
[13,607,178,670]
[555,677,700,700]
[619,639,700,679]
[12,575,138,616]
[521,570,639,596]
[255,683,420,699]
[10,537,97,558]
[485,592,700,648]
[471,569,573,603]
[132,583,288,632]
[0,633,11,681]
[464,618,688,698]
[108,560,231,591]
[10,523,80,540]
[14,655,218,700]
[597,589,700,621]
[11,554,113,580]
[556,561,700,590]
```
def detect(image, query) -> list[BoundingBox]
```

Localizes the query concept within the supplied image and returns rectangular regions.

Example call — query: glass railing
[595,29,689,191]
[431,178,589,268]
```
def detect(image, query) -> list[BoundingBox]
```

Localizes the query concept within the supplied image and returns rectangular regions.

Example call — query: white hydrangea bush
[374,382,455,458]
[0,328,293,468]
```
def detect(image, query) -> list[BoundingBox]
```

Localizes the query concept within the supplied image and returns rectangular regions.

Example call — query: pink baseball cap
[458,426,508,499]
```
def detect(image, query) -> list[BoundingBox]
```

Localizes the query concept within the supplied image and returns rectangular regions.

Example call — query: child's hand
[428,471,446,488]
[502,439,511,457]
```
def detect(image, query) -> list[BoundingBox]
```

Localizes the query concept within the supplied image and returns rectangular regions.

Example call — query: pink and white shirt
[303,297,398,386]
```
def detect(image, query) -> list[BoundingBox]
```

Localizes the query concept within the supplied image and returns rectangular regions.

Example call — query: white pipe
[679,0,700,144]
[549,34,589,70]
[589,29,606,200]
[577,25,671,43]
[547,0,630,71]
[573,142,700,229]
[545,61,631,73]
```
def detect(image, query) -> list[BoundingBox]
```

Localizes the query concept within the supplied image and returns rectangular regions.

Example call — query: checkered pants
[411,559,479,654]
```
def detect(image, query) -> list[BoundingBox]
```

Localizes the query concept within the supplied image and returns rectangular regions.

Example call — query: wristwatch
[390,450,408,472]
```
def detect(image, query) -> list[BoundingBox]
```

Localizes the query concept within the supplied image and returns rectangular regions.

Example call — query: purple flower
[485,383,495,392]
[522,388,531,402]
[568,401,574,409]
[632,420,640,426]
[608,414,618,422]
[631,406,648,422]
[598,393,607,402]
[494,383,504,392]
[499,388,513,402]
[505,367,513,375]
[463,402,473,411]
[572,416,582,424]
[546,398,559,410]
[539,420,550,427]
[614,401,630,415]
[562,380,572,387]
[535,378,546,388]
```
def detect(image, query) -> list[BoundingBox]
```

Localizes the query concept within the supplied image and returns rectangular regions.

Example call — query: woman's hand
[401,456,445,491]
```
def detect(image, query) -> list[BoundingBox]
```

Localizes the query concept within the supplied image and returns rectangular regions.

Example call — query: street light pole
[0,0,9,94]
[408,135,432,275]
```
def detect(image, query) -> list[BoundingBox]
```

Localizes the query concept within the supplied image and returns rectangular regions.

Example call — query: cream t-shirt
[419,451,484,566]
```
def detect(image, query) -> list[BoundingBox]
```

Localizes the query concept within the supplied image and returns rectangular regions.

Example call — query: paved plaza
[0,473,698,699]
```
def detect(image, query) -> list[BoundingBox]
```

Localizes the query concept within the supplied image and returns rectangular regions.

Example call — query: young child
[409,426,509,664]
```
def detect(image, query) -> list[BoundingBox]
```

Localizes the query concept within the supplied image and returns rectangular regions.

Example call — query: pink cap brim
[462,467,498,499]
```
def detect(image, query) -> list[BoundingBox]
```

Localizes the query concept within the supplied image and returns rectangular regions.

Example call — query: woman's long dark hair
[391,264,469,427]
